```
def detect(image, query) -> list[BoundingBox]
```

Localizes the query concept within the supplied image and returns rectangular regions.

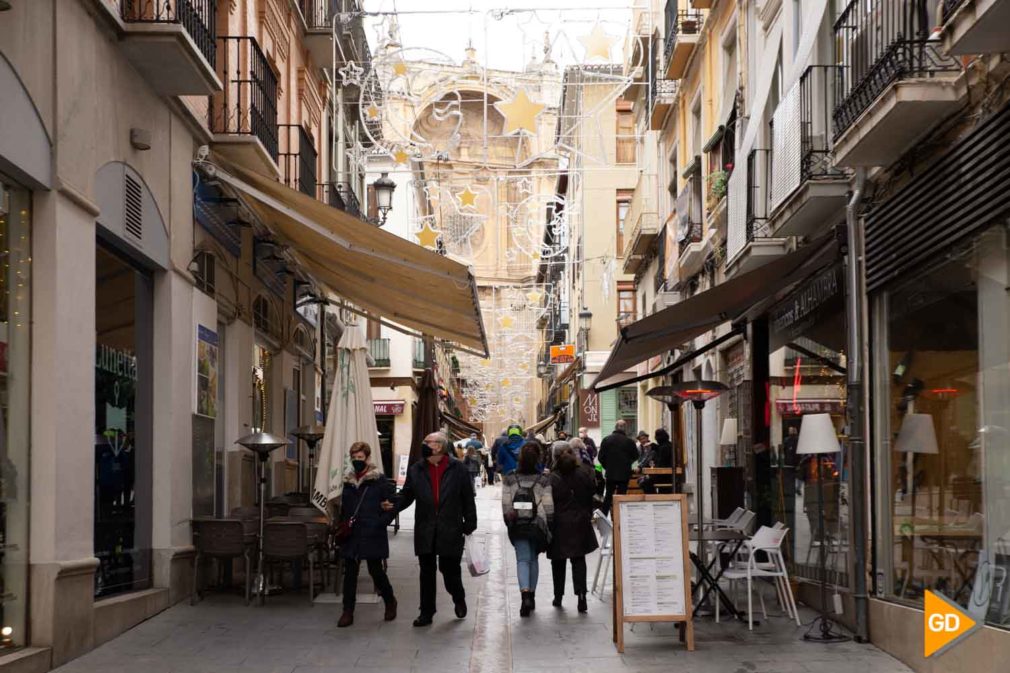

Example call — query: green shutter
[600,389,618,434]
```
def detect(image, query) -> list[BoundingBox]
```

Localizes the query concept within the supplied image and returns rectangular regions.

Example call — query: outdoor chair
[719,525,800,630]
[191,518,254,605]
[261,521,319,605]
[591,509,614,599]
[288,507,323,520]
[709,507,745,529]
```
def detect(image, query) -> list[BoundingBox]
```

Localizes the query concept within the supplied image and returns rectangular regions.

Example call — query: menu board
[611,494,693,653]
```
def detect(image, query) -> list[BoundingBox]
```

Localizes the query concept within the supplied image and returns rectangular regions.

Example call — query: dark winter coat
[598,429,639,481]
[339,467,396,560]
[497,434,524,475]
[397,456,477,558]
[547,465,599,560]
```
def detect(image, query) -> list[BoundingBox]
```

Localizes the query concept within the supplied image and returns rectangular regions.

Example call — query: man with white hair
[384,431,477,626]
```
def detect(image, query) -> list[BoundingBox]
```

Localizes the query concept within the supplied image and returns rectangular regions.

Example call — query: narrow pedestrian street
[52,487,911,673]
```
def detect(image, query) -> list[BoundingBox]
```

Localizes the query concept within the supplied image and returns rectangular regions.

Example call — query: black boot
[577,592,588,613]
[519,591,533,617]
[552,594,563,608]
[530,591,536,611]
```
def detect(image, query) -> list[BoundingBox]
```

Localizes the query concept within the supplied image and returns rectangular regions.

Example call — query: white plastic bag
[464,535,490,577]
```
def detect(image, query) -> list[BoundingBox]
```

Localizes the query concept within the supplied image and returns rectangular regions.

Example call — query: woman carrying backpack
[502,442,554,617]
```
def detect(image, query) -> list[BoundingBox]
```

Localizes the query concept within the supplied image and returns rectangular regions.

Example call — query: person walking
[598,419,638,516]
[489,430,507,484]
[569,437,593,466]
[578,427,598,463]
[383,432,477,627]
[547,446,598,612]
[464,445,482,488]
[337,442,397,628]
[502,442,553,617]
[548,438,570,472]
[497,424,525,476]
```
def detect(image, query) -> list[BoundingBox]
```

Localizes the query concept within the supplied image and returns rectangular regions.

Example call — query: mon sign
[550,344,575,364]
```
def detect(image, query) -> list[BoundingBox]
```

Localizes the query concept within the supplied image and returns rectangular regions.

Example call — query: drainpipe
[846,167,869,643]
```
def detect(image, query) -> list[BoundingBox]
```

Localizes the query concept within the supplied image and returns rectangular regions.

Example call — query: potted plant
[707,168,729,203]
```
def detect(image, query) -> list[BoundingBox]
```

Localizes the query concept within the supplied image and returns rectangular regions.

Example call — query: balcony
[831,0,965,167]
[663,6,702,80]
[279,124,318,198]
[943,0,1010,55]
[367,338,390,368]
[413,338,427,370]
[209,36,280,178]
[622,173,660,275]
[650,78,678,131]
[728,149,788,275]
[766,65,849,239]
[298,0,337,70]
[116,0,221,95]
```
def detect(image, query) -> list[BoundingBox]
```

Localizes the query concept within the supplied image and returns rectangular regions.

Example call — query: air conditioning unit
[654,290,681,311]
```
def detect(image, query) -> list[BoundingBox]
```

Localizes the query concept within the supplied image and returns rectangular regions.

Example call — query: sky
[360,0,636,73]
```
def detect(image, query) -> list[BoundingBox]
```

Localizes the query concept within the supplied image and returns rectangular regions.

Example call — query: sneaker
[412,613,433,627]
[337,610,354,628]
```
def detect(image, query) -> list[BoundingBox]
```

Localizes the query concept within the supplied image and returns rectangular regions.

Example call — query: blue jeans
[513,538,539,591]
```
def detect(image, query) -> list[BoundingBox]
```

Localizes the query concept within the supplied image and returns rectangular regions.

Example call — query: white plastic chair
[709,507,746,529]
[592,509,614,598]
[719,525,801,630]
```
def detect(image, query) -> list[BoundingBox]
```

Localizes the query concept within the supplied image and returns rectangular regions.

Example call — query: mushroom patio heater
[235,431,290,604]
[292,424,326,495]
[652,381,728,570]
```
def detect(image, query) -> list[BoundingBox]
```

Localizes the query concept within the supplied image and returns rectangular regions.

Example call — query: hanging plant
[707,169,729,201]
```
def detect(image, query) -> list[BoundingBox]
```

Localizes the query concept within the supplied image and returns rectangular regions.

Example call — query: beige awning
[205,160,488,355]
[525,412,560,437]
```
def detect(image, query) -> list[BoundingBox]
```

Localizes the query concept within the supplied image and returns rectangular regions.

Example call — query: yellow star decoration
[393,148,411,164]
[526,290,543,304]
[365,103,381,120]
[579,23,619,62]
[480,359,491,367]
[501,378,511,387]
[498,315,514,329]
[457,187,478,208]
[495,89,545,136]
[392,61,408,77]
[531,251,541,261]
[415,222,440,249]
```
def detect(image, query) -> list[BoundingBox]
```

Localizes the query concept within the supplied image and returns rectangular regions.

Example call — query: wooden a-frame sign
[611,493,694,653]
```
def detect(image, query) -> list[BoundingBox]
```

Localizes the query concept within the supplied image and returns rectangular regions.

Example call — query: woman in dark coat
[338,441,397,628]
[547,446,599,612]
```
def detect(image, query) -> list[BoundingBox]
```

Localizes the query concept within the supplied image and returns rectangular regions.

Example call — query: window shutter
[600,389,618,434]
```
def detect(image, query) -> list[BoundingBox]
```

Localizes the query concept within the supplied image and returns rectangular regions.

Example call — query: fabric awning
[525,412,560,437]
[592,237,838,390]
[203,159,489,355]
[442,410,482,441]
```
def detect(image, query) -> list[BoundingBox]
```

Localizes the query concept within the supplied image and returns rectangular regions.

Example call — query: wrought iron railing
[654,225,667,292]
[746,148,770,242]
[663,3,703,72]
[210,36,279,162]
[367,338,390,368]
[832,0,961,139]
[279,124,317,197]
[299,0,340,30]
[799,65,846,181]
[120,0,217,67]
[678,222,702,257]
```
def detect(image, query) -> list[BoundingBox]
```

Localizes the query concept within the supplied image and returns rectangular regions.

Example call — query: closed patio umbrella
[312,325,380,514]
[411,368,440,465]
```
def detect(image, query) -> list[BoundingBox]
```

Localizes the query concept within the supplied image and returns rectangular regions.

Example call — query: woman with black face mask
[337,441,397,628]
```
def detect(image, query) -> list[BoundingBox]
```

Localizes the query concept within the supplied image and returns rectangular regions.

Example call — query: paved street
[53,487,912,673]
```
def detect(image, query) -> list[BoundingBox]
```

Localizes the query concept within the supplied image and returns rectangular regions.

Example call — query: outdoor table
[689,528,748,622]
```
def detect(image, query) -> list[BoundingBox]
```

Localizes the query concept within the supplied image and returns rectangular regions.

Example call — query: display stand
[611,493,694,653]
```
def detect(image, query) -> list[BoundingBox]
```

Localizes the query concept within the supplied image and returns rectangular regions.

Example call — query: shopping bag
[464,535,490,577]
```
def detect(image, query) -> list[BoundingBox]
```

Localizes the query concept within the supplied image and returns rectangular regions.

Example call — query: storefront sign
[774,398,845,416]
[196,325,219,418]
[550,344,576,364]
[374,400,405,415]
[769,265,844,351]
[580,388,600,428]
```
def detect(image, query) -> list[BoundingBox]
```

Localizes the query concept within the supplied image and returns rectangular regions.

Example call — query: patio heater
[292,424,326,495]
[645,386,684,493]
[235,431,290,605]
[797,413,850,642]
[652,381,728,569]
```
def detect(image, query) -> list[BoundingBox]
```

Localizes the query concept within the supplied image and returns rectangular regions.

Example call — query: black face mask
[421,444,434,458]
[351,459,367,473]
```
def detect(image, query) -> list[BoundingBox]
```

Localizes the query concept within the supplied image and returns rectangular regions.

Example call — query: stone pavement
[53,485,913,673]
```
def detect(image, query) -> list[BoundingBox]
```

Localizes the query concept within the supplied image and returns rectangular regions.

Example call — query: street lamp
[371,172,396,225]
[578,307,593,332]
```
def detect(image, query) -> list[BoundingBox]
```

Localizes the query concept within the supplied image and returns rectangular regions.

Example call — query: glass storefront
[874,223,1010,629]
[95,245,152,598]
[0,178,30,648]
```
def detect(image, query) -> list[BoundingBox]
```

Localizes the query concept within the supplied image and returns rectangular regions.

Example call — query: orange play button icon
[924,591,979,658]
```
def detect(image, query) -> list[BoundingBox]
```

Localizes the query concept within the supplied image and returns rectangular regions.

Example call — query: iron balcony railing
[328,182,362,219]
[832,0,960,140]
[279,124,317,197]
[663,4,703,72]
[799,65,846,181]
[367,338,390,368]
[678,222,702,257]
[210,36,279,162]
[746,148,770,242]
[120,0,217,67]
[654,225,667,292]
[299,0,340,30]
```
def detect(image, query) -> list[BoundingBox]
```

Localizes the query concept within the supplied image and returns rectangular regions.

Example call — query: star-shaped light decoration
[498,315,514,329]
[526,290,543,304]
[392,61,408,77]
[531,251,541,261]
[456,186,478,208]
[392,147,411,164]
[501,378,511,387]
[579,23,619,62]
[338,61,364,86]
[365,103,381,120]
[495,89,545,136]
[415,222,440,249]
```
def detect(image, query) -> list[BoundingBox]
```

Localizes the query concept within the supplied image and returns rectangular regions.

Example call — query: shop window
[874,225,1010,629]
[0,178,30,646]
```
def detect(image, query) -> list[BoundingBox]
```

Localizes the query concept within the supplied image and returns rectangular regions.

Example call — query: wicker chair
[191,519,253,605]
[261,521,317,605]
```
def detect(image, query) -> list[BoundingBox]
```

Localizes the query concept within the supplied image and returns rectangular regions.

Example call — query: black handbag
[333,485,369,546]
